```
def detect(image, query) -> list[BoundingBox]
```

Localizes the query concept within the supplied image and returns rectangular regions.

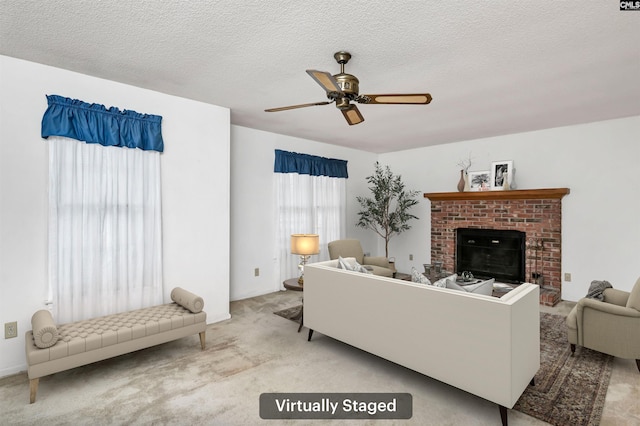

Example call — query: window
[274,150,347,283]
[42,95,164,322]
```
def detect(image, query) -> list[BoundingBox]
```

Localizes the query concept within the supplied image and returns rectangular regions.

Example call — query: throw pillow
[352,260,373,274]
[433,273,457,288]
[338,256,372,274]
[31,309,59,349]
[171,287,205,313]
[337,256,352,271]
[445,279,466,292]
[411,267,432,285]
[463,278,495,296]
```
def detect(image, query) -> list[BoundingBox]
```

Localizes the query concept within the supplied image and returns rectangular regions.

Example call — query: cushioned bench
[25,287,207,403]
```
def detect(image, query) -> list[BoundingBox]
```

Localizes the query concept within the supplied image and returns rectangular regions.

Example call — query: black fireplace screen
[455,228,525,283]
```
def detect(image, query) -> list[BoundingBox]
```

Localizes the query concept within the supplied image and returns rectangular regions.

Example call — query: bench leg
[199,331,206,350]
[29,378,39,404]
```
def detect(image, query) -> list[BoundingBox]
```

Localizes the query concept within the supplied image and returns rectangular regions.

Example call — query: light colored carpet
[1,290,638,425]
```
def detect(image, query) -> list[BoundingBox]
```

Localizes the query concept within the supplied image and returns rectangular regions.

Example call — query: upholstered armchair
[327,239,394,277]
[566,276,640,372]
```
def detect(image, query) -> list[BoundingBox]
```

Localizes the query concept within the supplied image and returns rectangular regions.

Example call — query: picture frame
[467,170,491,191]
[490,160,513,190]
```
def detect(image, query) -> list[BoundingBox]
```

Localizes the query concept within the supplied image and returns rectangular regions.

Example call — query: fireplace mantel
[423,188,570,201]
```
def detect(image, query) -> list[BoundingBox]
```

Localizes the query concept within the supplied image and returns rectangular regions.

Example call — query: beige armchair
[566,276,640,372]
[327,239,394,277]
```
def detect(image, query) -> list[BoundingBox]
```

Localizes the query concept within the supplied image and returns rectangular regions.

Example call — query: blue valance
[41,95,164,152]
[274,149,348,178]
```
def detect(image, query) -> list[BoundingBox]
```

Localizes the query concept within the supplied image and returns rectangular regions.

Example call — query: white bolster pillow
[31,310,59,349]
[171,287,204,313]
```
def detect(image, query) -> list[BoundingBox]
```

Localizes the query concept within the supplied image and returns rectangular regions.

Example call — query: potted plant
[356,162,420,258]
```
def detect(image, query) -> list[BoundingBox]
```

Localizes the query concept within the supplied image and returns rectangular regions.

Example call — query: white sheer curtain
[48,136,163,323]
[275,172,346,284]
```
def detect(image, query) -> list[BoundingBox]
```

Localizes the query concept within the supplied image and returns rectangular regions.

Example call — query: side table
[283,278,304,332]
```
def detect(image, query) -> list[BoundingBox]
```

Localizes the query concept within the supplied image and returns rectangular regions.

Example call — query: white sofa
[303,258,540,426]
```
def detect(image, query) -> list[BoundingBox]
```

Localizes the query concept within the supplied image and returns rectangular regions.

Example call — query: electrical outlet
[409,254,414,261]
[254,268,260,277]
[564,273,572,282]
[5,322,17,339]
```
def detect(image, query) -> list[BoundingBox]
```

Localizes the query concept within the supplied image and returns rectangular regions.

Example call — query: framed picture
[467,170,491,191]
[491,161,513,190]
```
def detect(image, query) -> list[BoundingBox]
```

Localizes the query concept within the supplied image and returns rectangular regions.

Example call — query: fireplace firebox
[456,228,525,284]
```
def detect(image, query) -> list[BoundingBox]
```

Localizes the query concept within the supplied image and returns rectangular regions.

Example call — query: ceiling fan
[265,51,432,126]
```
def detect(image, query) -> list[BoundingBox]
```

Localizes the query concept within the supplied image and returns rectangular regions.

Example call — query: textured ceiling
[1,1,639,153]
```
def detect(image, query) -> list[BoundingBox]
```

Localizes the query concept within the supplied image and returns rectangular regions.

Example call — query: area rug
[274,305,302,321]
[513,312,613,426]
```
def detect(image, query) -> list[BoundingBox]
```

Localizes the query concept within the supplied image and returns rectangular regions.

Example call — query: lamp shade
[290,234,320,255]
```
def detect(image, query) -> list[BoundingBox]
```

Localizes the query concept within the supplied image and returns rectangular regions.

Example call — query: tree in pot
[356,162,420,258]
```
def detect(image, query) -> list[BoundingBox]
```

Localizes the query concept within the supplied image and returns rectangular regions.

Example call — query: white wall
[379,116,640,301]
[229,125,378,301]
[0,55,230,377]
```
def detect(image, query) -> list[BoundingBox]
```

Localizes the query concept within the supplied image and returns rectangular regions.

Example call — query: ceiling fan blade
[265,101,331,112]
[306,70,343,93]
[341,104,364,126]
[358,93,433,105]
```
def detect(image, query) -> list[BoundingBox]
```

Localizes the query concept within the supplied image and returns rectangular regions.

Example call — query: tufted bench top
[26,303,206,366]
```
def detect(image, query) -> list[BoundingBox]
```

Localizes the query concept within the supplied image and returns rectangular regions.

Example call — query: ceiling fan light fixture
[335,97,350,110]
[333,73,359,96]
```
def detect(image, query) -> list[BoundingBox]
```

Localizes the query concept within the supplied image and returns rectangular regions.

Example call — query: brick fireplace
[423,188,570,306]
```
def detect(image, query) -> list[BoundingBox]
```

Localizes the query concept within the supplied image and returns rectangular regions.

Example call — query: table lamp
[290,234,320,285]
